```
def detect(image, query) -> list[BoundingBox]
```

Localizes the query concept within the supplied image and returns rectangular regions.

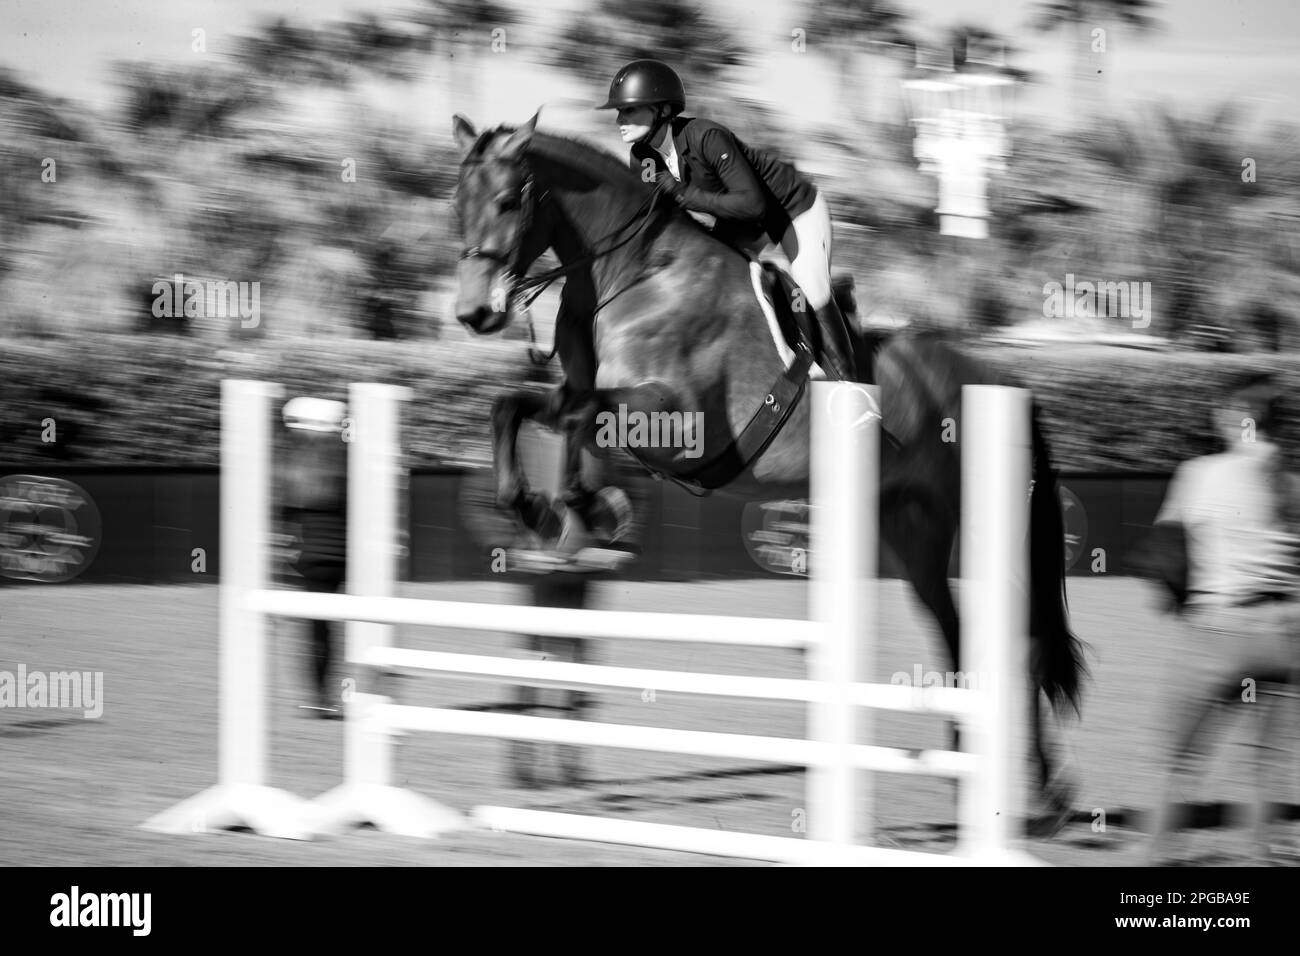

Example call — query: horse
[449,111,1087,830]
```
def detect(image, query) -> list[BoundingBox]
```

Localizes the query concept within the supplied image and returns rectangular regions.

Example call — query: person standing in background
[1146,373,1300,863]
[279,396,349,718]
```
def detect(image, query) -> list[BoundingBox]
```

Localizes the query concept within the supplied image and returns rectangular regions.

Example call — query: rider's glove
[655,170,687,205]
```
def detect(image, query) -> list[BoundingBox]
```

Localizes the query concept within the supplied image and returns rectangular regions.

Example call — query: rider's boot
[810,296,858,382]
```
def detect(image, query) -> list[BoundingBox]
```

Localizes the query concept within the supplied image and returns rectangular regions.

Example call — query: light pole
[901,49,1016,239]
[901,47,1017,325]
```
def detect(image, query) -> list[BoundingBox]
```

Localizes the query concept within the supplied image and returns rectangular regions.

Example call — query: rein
[506,160,670,365]
[514,176,666,298]
[458,140,671,366]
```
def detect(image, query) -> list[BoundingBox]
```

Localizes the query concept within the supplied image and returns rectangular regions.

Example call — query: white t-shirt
[1156,441,1300,607]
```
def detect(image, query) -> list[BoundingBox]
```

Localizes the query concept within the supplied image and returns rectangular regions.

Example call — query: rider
[596,58,857,382]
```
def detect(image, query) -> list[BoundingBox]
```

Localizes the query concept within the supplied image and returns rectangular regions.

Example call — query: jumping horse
[450,111,1087,830]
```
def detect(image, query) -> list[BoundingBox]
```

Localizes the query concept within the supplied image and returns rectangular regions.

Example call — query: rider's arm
[677,127,766,223]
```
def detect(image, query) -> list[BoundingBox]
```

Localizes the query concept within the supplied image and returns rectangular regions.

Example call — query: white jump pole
[312,383,463,837]
[958,385,1034,863]
[143,379,320,839]
[808,381,879,846]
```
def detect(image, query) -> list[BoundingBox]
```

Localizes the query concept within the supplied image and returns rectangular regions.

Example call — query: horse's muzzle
[456,304,510,335]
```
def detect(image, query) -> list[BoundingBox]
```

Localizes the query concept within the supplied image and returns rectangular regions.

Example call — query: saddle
[752,261,861,380]
[755,262,809,363]
[648,264,880,495]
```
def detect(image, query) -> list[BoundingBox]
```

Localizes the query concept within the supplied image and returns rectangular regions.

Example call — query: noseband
[457,172,539,286]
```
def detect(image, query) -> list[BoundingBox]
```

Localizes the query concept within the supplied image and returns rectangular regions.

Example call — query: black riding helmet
[596,59,686,112]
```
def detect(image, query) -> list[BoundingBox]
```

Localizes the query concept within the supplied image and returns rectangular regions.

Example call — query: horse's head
[451,112,547,335]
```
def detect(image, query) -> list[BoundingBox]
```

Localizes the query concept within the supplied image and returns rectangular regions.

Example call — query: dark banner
[0,467,1170,585]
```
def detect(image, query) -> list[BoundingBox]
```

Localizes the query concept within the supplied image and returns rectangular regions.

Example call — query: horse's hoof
[554,506,595,555]
[518,492,567,544]
[1027,776,1076,838]
[593,487,636,541]
[1026,806,1072,839]
[496,485,525,513]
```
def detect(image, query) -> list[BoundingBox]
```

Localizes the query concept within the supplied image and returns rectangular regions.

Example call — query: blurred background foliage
[5,336,1300,473]
[1,0,1298,471]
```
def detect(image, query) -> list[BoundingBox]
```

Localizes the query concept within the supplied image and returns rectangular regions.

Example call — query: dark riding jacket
[629,116,817,248]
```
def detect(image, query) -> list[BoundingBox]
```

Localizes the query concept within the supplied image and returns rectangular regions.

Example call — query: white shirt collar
[653,128,681,181]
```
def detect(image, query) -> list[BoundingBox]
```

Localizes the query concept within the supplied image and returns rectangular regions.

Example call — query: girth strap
[636,347,815,496]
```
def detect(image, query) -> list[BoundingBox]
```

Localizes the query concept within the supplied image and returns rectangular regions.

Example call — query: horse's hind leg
[880,486,961,748]
[881,487,961,679]
[887,491,1069,838]
[880,485,971,840]
[1026,688,1075,837]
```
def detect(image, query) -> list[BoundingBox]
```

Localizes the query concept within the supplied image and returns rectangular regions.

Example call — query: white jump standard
[144,379,1040,865]
[142,380,321,840]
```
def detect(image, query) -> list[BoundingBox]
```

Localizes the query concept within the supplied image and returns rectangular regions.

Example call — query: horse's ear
[452,114,478,155]
[499,110,539,162]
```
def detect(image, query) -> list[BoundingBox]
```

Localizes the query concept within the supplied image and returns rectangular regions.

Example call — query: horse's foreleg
[546,388,639,548]
[555,390,599,511]
[492,387,590,541]
[491,389,550,511]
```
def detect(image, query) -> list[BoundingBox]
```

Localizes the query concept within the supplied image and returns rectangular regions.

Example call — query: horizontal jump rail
[361,646,979,717]
[248,588,820,649]
[373,704,980,778]
[469,809,1044,867]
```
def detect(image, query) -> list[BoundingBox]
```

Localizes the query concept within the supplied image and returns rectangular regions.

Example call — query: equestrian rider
[596,59,857,382]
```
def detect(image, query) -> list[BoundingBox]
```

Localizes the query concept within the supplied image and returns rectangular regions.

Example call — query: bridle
[457,169,540,285]
[456,145,669,361]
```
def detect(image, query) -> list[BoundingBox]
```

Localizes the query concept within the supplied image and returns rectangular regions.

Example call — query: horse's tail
[1028,405,1088,715]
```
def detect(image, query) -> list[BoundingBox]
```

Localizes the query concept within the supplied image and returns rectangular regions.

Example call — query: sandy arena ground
[1,577,1297,867]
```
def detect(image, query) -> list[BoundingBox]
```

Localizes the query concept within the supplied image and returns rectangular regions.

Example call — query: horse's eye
[498,196,521,213]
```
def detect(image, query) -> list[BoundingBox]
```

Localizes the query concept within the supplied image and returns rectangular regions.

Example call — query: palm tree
[239,17,352,86]
[1029,0,1160,119]
[941,24,1030,77]
[403,0,518,118]
[802,0,914,125]
[544,0,746,116]
[1064,99,1300,349]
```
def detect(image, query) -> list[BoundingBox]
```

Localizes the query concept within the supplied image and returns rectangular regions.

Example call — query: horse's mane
[470,124,647,197]
[465,123,703,246]
[532,131,643,191]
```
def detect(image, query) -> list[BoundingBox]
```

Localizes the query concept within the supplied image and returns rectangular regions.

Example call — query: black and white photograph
[0,0,1296,920]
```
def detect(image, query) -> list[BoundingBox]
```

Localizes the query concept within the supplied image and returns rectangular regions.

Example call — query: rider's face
[616,105,659,144]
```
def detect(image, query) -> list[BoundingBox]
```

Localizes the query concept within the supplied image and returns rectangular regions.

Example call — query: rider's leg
[782,192,856,381]
[554,290,598,513]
